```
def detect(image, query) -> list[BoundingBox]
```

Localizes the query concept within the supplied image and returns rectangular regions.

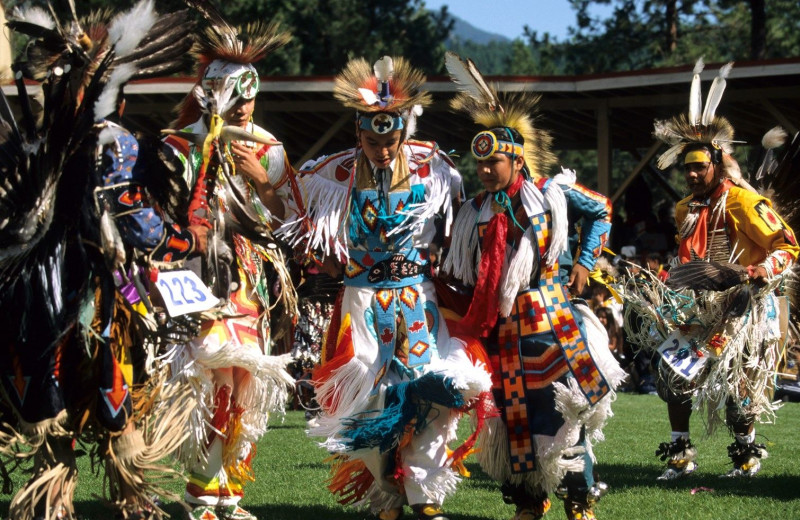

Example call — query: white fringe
[168,336,294,467]
[307,357,374,440]
[278,173,350,260]
[424,355,492,402]
[389,160,453,243]
[539,181,568,266]
[441,201,480,286]
[354,480,405,513]
[475,320,619,496]
[616,269,786,435]
[575,303,628,391]
[499,228,535,317]
[552,166,577,186]
[413,465,460,506]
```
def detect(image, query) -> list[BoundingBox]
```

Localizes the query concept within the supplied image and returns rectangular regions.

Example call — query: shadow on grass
[0,499,190,520]
[598,462,800,501]
[0,501,511,520]
[245,503,501,520]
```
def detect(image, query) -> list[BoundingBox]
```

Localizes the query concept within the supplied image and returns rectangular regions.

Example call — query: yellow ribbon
[202,113,224,166]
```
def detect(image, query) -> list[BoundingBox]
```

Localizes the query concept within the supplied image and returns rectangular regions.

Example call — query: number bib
[658,330,708,381]
[154,270,219,317]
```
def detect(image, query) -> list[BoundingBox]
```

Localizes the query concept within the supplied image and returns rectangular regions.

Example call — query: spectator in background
[595,307,624,363]
[645,252,669,282]
[656,204,679,255]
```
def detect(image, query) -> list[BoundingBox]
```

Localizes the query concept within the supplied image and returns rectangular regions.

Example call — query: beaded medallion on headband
[444,51,554,178]
[334,56,432,135]
[653,58,739,170]
[173,20,291,129]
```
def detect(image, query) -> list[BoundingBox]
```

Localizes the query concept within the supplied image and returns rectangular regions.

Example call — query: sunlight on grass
[1,394,798,519]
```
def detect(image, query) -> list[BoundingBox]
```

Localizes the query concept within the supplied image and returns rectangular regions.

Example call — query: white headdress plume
[701,62,733,127]
[653,60,739,169]
[688,57,704,127]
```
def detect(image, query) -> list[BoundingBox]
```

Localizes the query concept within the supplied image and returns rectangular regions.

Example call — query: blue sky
[423,0,612,41]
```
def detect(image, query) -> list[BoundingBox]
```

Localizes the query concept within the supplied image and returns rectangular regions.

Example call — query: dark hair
[646,252,662,263]
[595,306,619,333]
[488,126,525,146]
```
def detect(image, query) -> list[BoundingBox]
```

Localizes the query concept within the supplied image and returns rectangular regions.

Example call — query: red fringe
[327,455,375,506]
[448,391,499,470]
[456,174,524,338]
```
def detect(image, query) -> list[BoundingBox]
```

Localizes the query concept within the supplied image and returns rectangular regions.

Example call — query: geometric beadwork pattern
[399,286,419,310]
[344,257,367,279]
[528,212,610,406]
[497,316,535,473]
[361,198,379,232]
[409,340,429,358]
[521,343,569,389]
[492,210,612,474]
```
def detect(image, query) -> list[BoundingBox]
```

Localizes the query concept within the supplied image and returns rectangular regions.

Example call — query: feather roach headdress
[653,58,739,170]
[172,2,291,130]
[334,56,432,135]
[0,0,197,357]
[445,51,555,179]
[9,0,195,121]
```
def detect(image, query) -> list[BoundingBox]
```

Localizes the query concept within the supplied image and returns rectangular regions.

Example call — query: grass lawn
[1,393,798,519]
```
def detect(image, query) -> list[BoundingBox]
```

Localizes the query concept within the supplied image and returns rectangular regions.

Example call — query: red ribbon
[678,180,731,263]
[458,174,525,338]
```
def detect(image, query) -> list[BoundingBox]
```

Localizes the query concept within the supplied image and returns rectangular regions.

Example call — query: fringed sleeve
[276,155,351,261]
[389,145,461,241]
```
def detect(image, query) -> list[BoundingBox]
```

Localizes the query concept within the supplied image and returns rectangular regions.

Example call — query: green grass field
[2,393,798,520]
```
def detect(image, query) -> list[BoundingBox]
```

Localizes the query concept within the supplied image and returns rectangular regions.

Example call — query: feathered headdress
[445,51,555,179]
[171,2,291,130]
[9,0,195,121]
[334,56,432,135]
[653,58,739,170]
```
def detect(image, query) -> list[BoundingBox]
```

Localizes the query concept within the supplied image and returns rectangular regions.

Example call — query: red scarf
[459,174,525,338]
[678,180,732,263]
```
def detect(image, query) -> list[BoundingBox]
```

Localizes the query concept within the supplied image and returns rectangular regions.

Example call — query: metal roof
[4,58,799,196]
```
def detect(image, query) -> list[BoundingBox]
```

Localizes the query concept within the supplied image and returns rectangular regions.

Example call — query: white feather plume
[358,87,379,106]
[756,127,788,181]
[405,105,423,138]
[94,63,136,120]
[192,85,209,112]
[701,62,733,126]
[445,51,499,111]
[108,0,157,58]
[373,56,394,83]
[761,126,788,149]
[11,6,55,29]
[657,144,684,170]
[689,57,705,127]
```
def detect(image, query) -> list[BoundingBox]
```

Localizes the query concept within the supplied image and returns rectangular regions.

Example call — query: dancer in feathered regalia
[620,58,799,480]
[276,55,492,520]
[0,1,202,519]
[442,52,624,520]
[162,8,297,520]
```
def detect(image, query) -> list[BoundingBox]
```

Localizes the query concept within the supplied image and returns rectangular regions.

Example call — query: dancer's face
[683,148,721,197]
[359,129,402,169]
[223,98,256,129]
[477,154,524,193]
